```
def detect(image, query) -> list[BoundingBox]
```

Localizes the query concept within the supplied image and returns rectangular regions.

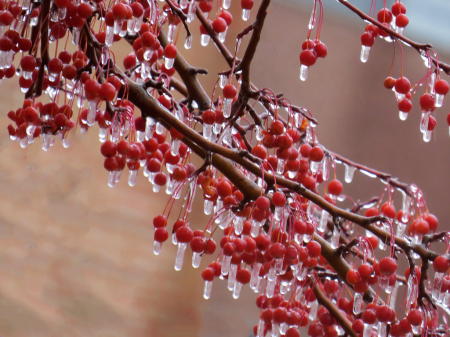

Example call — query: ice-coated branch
[338,0,450,76]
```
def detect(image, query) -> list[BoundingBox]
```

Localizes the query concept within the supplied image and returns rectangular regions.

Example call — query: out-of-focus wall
[0,1,448,336]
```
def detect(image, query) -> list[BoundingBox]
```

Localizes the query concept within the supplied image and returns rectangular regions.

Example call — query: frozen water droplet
[153,240,162,255]
[344,164,356,183]
[360,45,370,63]
[200,34,210,46]
[299,64,308,81]
[184,35,192,49]
[241,8,251,21]
[203,280,213,299]
[360,169,377,178]
[174,242,187,271]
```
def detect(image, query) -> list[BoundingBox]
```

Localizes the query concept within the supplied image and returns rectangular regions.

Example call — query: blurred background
[0,0,449,336]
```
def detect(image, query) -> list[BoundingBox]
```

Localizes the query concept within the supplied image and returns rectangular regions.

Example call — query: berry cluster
[1,0,449,336]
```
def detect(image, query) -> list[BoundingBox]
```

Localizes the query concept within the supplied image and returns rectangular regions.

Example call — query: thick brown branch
[158,31,211,110]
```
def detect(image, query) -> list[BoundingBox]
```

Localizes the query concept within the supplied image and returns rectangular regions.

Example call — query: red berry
[212,17,227,33]
[395,14,409,28]
[328,179,343,196]
[407,309,423,326]
[164,44,177,59]
[391,3,406,16]
[314,41,327,58]
[241,0,253,10]
[435,79,449,95]
[310,146,324,162]
[419,93,436,111]
[302,39,316,50]
[377,8,393,24]
[398,98,412,113]
[300,50,317,67]
[379,257,398,276]
[395,77,411,95]
[346,269,360,285]
[434,255,450,273]
[219,10,232,25]
[272,191,286,207]
[361,32,375,47]
[223,84,237,99]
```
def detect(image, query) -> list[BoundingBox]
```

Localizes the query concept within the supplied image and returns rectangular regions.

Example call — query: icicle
[221,255,232,276]
[420,111,430,133]
[310,160,321,174]
[72,27,81,45]
[223,98,232,118]
[274,206,284,221]
[309,300,318,320]
[222,0,231,9]
[363,324,373,337]
[19,137,28,148]
[251,219,263,237]
[171,138,181,155]
[274,258,283,274]
[331,226,340,249]
[429,72,436,94]
[108,171,117,187]
[62,138,71,148]
[322,156,329,181]
[87,101,97,126]
[433,272,444,301]
[204,199,214,215]
[192,252,202,268]
[378,322,386,337]
[228,264,238,290]
[266,278,276,298]
[378,234,386,250]
[241,9,250,21]
[155,122,164,134]
[174,242,187,271]
[251,263,262,289]
[203,280,213,299]
[233,280,243,299]
[423,130,432,142]
[234,216,245,235]
[186,0,196,22]
[200,34,210,46]
[360,46,370,63]
[277,159,285,175]
[203,124,213,141]
[42,134,51,151]
[272,322,280,337]
[128,170,138,186]
[299,65,308,81]
[353,293,363,315]
[344,164,356,183]
[164,56,175,70]
[435,93,445,108]
[318,209,329,232]
[153,240,162,255]
[184,35,192,49]
[256,319,265,337]
[389,282,400,309]
[115,170,123,183]
[399,110,408,121]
